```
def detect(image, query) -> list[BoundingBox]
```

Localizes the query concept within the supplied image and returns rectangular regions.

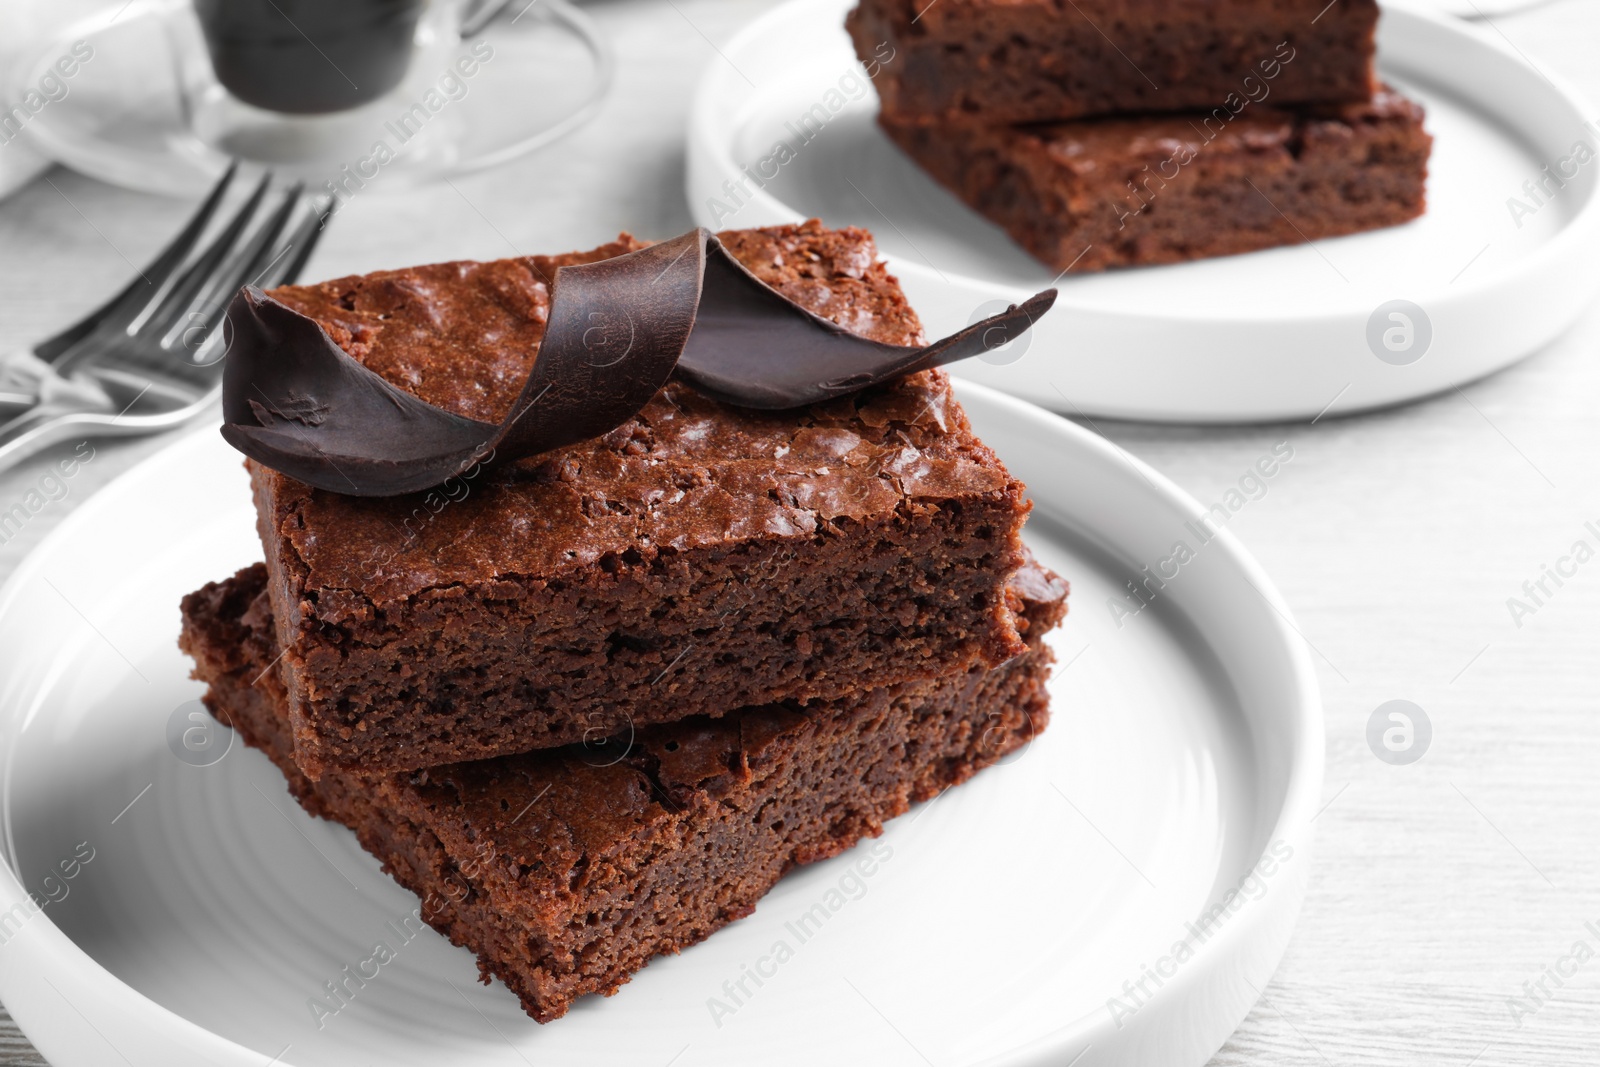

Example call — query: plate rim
[0,384,1325,1065]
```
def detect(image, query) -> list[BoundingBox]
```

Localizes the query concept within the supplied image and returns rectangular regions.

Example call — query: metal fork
[0,165,328,472]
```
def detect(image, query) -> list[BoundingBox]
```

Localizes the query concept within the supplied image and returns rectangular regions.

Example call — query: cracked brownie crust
[251,221,1031,777]
[180,559,1067,1022]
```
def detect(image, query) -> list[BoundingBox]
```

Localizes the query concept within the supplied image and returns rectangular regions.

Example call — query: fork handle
[0,350,114,474]
[0,351,110,411]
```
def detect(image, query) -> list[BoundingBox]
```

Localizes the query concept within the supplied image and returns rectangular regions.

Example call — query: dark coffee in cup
[193,0,427,114]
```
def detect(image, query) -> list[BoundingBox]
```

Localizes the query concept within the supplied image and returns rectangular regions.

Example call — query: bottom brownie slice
[880,86,1431,273]
[179,561,1067,1022]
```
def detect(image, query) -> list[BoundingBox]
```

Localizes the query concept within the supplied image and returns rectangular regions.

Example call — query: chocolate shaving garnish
[221,227,1055,497]
[678,239,1055,409]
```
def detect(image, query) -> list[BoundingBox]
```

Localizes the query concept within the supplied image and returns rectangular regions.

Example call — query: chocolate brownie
[847,0,1378,125]
[250,221,1032,778]
[179,558,1067,1022]
[880,87,1430,273]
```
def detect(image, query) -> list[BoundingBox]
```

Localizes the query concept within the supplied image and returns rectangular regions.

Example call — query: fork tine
[197,184,308,317]
[33,162,239,362]
[237,183,312,291]
[140,171,274,340]
[273,198,332,287]
[171,185,315,360]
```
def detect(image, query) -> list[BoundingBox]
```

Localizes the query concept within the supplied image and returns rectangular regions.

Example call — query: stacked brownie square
[180,221,1067,1022]
[847,0,1432,271]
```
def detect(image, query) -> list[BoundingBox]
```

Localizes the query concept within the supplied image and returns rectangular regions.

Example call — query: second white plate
[686,0,1600,423]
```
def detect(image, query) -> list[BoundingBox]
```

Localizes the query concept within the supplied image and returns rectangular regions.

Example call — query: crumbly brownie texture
[847,0,1378,125]
[179,559,1067,1022]
[880,87,1430,273]
[252,221,1031,778]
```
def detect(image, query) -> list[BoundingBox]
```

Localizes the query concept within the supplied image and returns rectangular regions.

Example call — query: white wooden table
[2,0,1598,1062]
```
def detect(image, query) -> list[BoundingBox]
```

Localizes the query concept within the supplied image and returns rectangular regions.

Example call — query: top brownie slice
[848,0,1378,125]
[250,221,1031,778]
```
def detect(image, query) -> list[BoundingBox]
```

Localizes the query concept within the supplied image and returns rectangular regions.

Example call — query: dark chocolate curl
[220,287,497,496]
[489,230,705,458]
[220,226,1055,497]
[675,242,1057,409]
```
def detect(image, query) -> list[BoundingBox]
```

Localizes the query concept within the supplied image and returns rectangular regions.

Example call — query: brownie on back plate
[179,558,1068,1022]
[250,221,1032,778]
[847,0,1378,126]
[879,88,1431,273]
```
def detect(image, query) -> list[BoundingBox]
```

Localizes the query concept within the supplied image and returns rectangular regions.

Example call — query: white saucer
[686,0,1600,423]
[1423,0,1557,15]
[0,384,1322,1066]
[10,0,612,197]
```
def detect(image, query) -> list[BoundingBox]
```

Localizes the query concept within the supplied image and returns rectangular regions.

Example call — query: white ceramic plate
[0,383,1322,1066]
[685,0,1600,423]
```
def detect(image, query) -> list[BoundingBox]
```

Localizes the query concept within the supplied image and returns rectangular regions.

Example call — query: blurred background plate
[0,385,1321,1066]
[686,0,1600,423]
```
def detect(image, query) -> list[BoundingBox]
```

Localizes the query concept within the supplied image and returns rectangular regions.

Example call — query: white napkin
[0,143,51,201]
[0,0,58,200]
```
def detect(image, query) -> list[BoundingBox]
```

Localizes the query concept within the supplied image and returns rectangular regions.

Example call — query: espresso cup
[193,0,429,115]
[192,0,503,115]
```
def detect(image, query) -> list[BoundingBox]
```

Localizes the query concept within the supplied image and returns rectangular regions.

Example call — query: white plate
[0,383,1322,1066]
[685,0,1600,423]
